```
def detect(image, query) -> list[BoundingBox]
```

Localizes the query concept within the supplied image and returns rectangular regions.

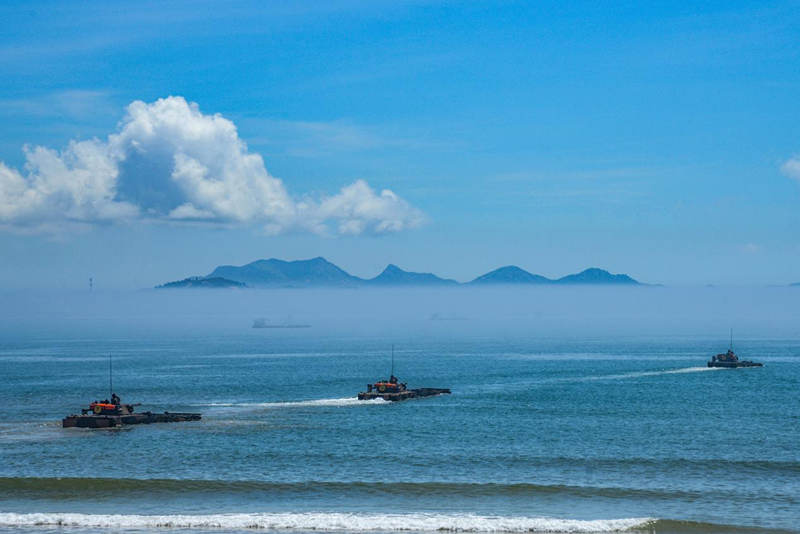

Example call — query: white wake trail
[583,366,721,381]
[0,511,654,533]
[204,397,387,408]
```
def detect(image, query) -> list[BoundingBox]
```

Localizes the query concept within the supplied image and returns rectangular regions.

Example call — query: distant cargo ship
[252,317,311,329]
[428,312,467,321]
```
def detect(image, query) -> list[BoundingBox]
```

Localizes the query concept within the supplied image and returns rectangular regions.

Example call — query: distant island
[157,257,645,288]
[156,276,246,289]
[470,265,637,285]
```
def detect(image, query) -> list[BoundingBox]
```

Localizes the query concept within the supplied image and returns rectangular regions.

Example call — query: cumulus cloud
[781,156,800,182]
[316,180,426,235]
[0,96,424,235]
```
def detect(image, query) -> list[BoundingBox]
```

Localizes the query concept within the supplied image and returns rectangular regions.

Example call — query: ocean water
[0,288,799,534]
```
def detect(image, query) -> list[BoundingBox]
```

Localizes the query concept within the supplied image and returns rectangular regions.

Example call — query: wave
[0,355,111,363]
[0,512,653,533]
[0,513,788,534]
[5,477,797,502]
[202,397,387,408]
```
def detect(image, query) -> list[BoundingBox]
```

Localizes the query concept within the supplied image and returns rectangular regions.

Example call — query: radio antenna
[109,353,113,398]
[391,344,394,377]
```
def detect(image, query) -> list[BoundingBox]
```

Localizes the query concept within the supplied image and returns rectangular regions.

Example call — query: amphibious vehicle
[358,375,451,401]
[357,346,450,401]
[708,330,762,368]
[708,349,762,368]
[62,398,201,428]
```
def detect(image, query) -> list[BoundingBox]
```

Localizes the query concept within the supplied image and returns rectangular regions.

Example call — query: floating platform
[62,411,201,428]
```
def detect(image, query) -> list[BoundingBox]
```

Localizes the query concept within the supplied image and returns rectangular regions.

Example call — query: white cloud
[0,96,424,235]
[315,180,427,235]
[0,139,138,230]
[781,156,800,182]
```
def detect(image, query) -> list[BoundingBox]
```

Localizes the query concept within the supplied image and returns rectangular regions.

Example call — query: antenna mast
[109,353,112,398]
[391,344,394,377]
[730,328,733,351]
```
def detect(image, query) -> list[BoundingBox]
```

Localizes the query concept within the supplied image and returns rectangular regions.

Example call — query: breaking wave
[0,512,653,533]
[2,476,796,500]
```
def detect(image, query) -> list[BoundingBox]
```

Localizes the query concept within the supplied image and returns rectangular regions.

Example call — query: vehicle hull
[62,412,201,428]
[357,388,451,401]
[707,361,763,368]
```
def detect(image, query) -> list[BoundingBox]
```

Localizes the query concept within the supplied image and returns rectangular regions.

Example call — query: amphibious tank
[708,349,762,368]
[62,397,201,428]
[358,375,450,401]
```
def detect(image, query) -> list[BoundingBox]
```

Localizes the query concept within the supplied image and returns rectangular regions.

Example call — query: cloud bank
[0,96,425,235]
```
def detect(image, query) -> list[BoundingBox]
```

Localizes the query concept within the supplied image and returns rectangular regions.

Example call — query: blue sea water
[0,288,798,534]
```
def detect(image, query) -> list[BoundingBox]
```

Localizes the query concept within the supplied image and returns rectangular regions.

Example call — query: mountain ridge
[208,257,361,287]
[471,265,552,285]
[554,268,638,285]
[369,264,458,286]
[157,258,645,288]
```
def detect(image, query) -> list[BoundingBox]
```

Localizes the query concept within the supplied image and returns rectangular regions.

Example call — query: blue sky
[1,0,799,287]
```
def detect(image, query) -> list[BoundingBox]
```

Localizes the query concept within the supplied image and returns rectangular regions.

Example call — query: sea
[0,287,798,534]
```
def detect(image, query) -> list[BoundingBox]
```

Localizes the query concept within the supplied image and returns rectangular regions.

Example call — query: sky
[1,0,799,288]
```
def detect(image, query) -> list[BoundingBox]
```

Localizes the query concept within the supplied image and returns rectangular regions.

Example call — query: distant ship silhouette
[252,317,311,329]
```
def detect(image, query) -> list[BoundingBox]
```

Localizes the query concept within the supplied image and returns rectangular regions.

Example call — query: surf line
[0,511,655,533]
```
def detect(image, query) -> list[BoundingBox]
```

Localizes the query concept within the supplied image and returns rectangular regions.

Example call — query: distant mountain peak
[556,267,638,285]
[370,264,457,286]
[207,256,360,287]
[471,265,551,284]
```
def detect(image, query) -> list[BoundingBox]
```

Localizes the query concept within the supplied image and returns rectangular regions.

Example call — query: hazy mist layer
[1,287,798,340]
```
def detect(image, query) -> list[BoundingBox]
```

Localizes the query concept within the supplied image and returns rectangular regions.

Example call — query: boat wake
[0,512,653,533]
[582,366,721,381]
[203,397,387,409]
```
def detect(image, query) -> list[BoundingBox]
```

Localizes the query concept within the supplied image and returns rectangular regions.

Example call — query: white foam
[582,366,720,381]
[0,512,654,533]
[204,397,387,408]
